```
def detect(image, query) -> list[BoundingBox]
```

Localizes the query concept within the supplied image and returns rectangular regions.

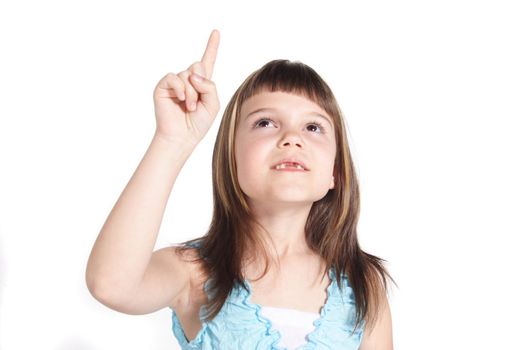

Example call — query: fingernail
[191,102,196,110]
[192,73,203,82]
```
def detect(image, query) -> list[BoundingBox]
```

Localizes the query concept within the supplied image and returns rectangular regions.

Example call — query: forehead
[240,91,327,117]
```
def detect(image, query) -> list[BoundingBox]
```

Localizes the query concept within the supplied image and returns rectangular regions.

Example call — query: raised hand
[153,29,221,146]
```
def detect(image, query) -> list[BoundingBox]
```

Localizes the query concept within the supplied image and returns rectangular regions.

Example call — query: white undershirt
[259,306,319,349]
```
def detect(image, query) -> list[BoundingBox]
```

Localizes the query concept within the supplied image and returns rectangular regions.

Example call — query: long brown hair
[174,59,397,335]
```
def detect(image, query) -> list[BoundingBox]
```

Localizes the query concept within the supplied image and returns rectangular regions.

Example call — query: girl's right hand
[153,29,221,146]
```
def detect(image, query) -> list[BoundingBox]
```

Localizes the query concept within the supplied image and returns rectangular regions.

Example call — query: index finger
[201,29,220,79]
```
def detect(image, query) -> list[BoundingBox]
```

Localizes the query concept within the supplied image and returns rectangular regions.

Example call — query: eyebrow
[244,107,333,128]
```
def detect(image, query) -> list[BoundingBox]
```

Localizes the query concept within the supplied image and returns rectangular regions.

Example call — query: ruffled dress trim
[300,267,365,349]
[240,278,288,350]
[237,266,363,350]
[171,238,365,349]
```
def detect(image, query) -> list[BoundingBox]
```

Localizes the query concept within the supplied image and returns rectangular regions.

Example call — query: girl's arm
[85,29,220,314]
[85,135,196,314]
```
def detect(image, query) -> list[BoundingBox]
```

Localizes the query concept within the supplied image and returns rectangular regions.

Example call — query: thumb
[190,72,220,115]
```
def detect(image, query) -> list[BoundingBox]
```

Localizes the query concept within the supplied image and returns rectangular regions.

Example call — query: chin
[254,192,322,205]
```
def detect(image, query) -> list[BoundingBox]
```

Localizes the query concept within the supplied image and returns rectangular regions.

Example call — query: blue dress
[170,241,365,349]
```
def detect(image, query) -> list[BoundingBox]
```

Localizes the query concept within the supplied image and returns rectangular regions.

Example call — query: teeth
[275,163,304,170]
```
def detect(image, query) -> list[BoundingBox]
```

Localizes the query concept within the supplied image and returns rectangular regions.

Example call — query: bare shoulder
[358,287,394,350]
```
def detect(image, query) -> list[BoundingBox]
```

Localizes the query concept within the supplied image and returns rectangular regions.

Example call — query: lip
[271,157,309,171]
[272,167,307,172]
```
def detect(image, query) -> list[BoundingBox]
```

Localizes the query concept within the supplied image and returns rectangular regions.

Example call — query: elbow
[85,267,125,306]
[85,268,110,303]
[85,275,135,311]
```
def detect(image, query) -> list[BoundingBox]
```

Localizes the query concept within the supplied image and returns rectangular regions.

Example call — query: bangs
[236,59,334,116]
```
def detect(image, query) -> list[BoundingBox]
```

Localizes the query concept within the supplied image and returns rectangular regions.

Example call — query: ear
[330,175,335,189]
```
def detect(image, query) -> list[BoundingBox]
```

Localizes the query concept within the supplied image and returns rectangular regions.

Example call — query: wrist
[152,131,199,153]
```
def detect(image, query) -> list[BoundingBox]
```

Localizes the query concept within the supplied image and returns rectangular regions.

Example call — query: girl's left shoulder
[359,288,393,350]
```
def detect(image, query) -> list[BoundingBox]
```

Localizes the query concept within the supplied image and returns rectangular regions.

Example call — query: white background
[1,0,524,349]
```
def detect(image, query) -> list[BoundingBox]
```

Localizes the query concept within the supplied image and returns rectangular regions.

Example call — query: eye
[252,118,276,128]
[306,121,326,134]
[252,118,326,134]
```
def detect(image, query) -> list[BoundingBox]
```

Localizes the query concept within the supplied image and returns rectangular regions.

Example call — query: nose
[278,130,303,149]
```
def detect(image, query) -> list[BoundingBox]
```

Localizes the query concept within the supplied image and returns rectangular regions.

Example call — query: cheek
[234,142,258,182]
[317,147,336,180]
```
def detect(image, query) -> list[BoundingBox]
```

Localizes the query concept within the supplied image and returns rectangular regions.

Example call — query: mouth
[271,162,309,171]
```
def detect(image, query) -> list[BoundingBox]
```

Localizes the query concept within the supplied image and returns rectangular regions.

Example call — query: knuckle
[190,61,206,76]
[191,61,203,70]
[185,84,197,97]
[174,76,185,88]
[178,70,190,79]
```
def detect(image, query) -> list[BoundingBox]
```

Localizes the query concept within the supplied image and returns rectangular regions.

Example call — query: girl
[86,29,396,350]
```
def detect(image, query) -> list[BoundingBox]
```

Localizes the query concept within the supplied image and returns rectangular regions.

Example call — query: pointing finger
[201,29,220,79]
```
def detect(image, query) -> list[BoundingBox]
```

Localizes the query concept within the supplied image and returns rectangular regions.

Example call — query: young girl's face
[234,91,336,207]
